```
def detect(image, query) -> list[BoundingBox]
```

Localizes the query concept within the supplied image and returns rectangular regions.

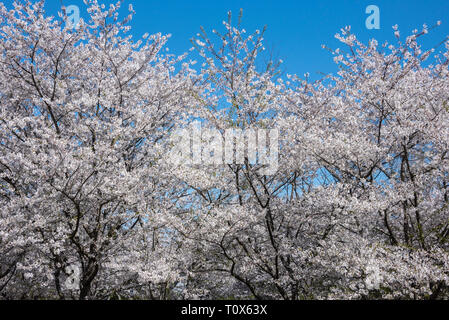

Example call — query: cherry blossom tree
[282,24,449,299]
[0,0,196,299]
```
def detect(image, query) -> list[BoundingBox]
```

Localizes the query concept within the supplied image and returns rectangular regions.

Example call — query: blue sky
[4,0,449,78]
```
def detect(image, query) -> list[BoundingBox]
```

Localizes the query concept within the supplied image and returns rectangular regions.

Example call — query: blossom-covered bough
[0,1,448,300]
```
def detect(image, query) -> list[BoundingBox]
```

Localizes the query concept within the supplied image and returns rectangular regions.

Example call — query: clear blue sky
[4,0,449,78]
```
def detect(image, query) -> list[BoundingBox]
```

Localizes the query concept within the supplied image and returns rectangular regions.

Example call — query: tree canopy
[0,0,448,300]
